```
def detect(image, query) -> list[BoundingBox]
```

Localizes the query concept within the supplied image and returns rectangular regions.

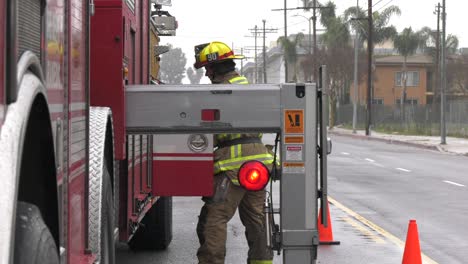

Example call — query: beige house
[352,54,433,106]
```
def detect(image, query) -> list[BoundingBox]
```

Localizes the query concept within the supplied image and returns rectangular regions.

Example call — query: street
[328,134,468,264]
[117,134,468,264]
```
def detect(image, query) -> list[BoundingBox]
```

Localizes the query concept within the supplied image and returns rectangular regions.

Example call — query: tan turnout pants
[196,174,273,264]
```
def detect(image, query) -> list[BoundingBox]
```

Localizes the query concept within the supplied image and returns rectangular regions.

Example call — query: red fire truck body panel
[1,0,214,262]
[0,0,4,128]
[152,135,214,196]
[67,0,89,262]
[91,0,153,242]
[90,1,125,159]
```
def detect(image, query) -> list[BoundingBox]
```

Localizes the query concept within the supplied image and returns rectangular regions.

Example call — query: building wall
[352,64,428,106]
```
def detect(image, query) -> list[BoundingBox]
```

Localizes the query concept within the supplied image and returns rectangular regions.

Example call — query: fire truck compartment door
[152,134,213,196]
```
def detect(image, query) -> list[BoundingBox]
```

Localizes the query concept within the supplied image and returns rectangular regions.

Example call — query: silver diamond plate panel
[88,107,114,258]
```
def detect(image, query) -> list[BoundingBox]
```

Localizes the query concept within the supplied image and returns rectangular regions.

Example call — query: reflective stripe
[216,133,241,142]
[217,134,230,141]
[230,144,241,159]
[229,76,249,84]
[214,153,275,174]
[230,145,235,158]
[250,260,273,264]
[215,75,273,178]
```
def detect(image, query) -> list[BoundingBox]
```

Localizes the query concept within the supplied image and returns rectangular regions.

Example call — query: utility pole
[312,0,318,82]
[304,0,331,82]
[435,3,440,105]
[236,47,255,77]
[366,0,373,136]
[249,24,277,83]
[292,13,312,81]
[261,20,277,83]
[262,20,267,83]
[272,1,327,82]
[352,0,359,133]
[441,0,447,144]
[252,25,258,83]
[255,25,258,83]
[284,0,289,82]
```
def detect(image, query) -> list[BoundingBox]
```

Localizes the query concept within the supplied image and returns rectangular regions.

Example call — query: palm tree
[277,33,305,82]
[419,27,459,101]
[393,27,423,119]
[343,5,400,130]
[420,27,459,57]
[318,1,353,128]
[344,5,401,47]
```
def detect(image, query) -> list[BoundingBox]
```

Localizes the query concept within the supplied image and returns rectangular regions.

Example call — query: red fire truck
[1,0,329,263]
[0,0,188,263]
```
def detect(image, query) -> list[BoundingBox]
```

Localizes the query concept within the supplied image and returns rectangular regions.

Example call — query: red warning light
[238,161,270,191]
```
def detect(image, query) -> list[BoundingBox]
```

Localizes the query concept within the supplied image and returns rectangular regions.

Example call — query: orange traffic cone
[318,202,340,245]
[402,219,422,264]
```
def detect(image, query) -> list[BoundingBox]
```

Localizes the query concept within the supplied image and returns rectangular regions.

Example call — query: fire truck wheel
[128,197,173,251]
[100,163,116,263]
[14,201,59,264]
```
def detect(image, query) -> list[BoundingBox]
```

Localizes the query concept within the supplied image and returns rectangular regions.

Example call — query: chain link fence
[336,100,468,138]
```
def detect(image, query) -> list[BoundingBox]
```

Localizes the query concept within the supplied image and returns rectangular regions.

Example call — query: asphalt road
[116,134,468,264]
[328,134,468,264]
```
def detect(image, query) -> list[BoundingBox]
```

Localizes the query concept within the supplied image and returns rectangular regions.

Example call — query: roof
[375,54,433,65]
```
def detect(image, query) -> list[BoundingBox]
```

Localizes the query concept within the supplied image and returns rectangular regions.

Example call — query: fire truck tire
[128,197,173,251]
[14,201,59,264]
[100,163,116,264]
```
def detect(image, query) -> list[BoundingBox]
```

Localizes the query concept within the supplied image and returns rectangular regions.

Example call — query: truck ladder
[125,81,329,264]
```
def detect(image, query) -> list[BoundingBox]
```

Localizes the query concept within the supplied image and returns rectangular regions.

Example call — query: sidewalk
[328,127,468,156]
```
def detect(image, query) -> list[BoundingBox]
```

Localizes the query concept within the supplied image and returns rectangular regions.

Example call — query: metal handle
[55,118,63,171]
[90,0,95,16]
[264,198,271,247]
[318,65,329,227]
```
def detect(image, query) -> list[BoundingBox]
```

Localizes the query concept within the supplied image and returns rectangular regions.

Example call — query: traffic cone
[318,202,340,245]
[402,219,422,264]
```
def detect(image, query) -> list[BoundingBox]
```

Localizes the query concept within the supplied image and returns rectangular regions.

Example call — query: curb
[328,130,440,152]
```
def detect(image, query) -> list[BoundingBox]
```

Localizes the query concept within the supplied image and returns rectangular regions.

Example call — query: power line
[372,0,385,8]
[375,0,394,12]
[361,0,393,13]
[247,23,278,83]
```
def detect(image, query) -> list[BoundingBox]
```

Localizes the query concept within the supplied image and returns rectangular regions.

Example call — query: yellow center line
[340,216,386,244]
[329,196,438,264]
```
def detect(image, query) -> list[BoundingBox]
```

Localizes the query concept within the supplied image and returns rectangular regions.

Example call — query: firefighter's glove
[204,174,231,204]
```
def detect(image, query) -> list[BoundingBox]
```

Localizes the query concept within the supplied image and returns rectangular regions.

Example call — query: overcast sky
[160,0,467,83]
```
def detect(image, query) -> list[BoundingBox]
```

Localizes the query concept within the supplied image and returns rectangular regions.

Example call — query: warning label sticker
[285,136,304,144]
[283,162,305,174]
[286,145,303,161]
[284,110,304,134]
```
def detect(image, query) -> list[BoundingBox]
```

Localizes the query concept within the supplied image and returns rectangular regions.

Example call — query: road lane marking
[341,216,385,244]
[443,180,465,187]
[396,168,411,172]
[341,152,350,155]
[365,158,375,162]
[371,162,385,168]
[329,196,438,264]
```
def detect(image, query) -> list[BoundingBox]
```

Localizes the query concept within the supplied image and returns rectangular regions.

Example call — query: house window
[126,0,135,12]
[395,71,419,87]
[372,98,384,105]
[396,99,418,105]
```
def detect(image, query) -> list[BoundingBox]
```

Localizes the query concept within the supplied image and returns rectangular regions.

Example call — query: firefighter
[193,41,275,264]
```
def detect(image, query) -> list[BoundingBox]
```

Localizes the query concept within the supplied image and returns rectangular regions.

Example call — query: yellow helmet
[194,41,244,69]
